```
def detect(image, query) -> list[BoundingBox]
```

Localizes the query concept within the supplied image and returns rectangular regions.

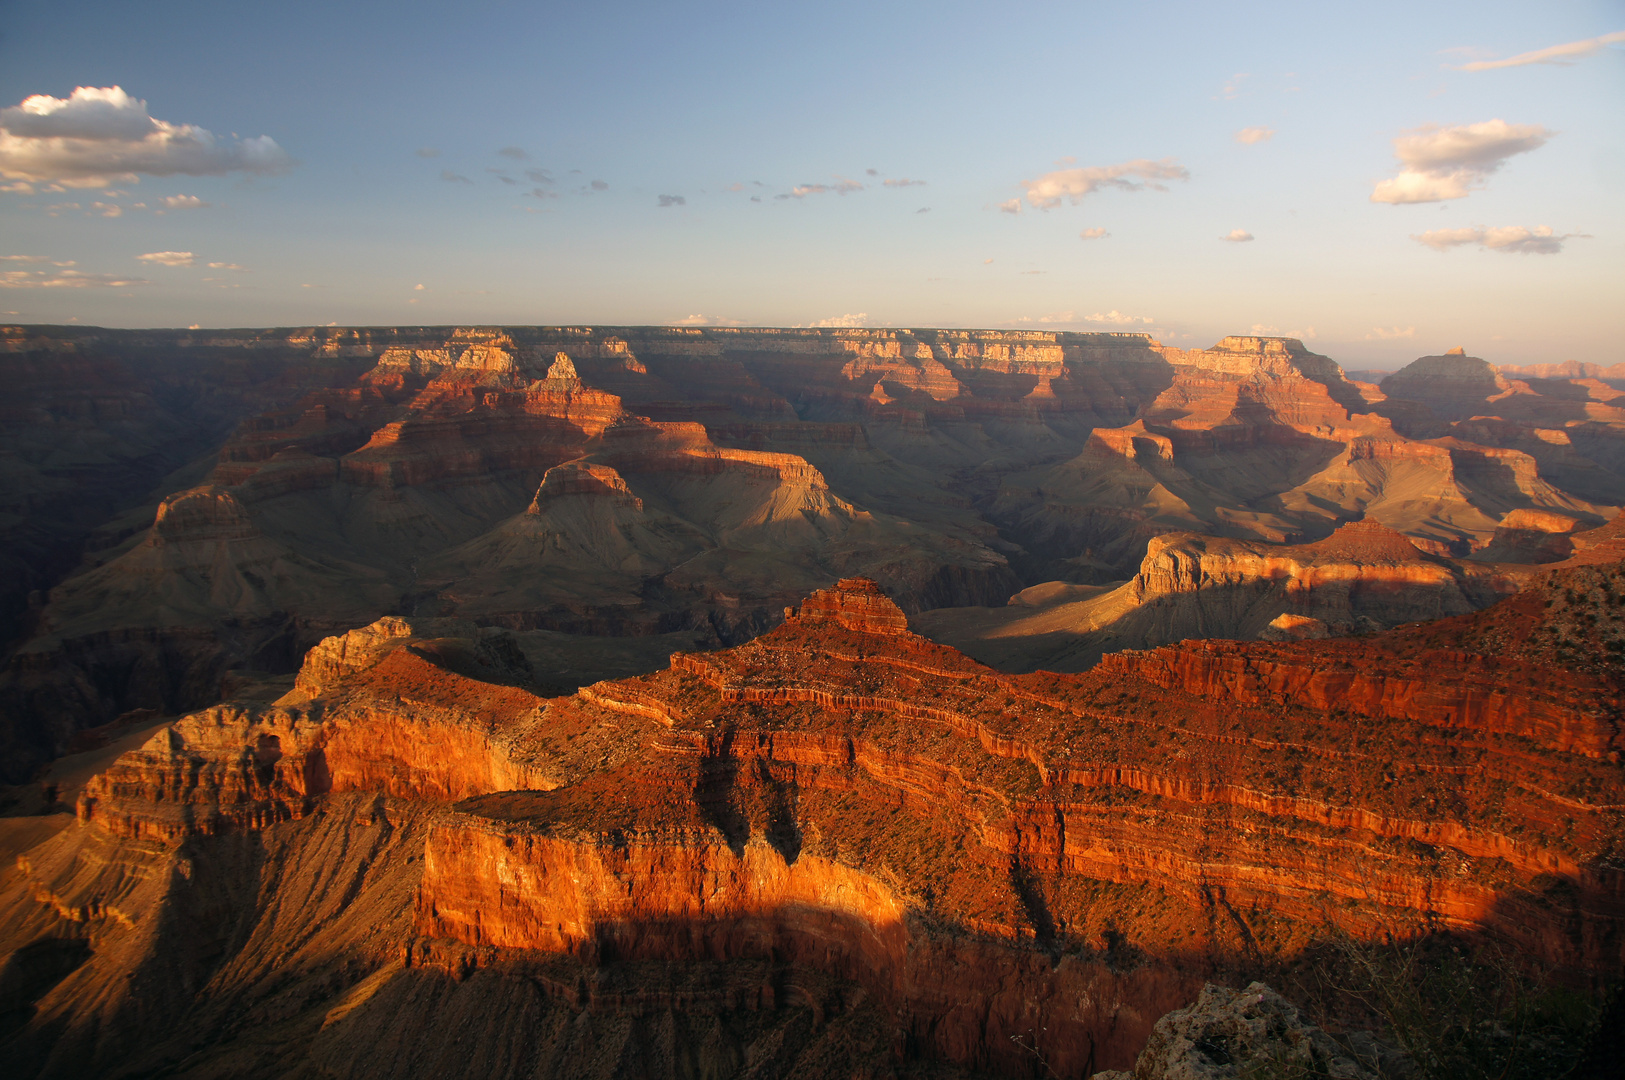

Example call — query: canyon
[1,573,1620,1077]
[3,327,1622,783]
[2,324,1623,1077]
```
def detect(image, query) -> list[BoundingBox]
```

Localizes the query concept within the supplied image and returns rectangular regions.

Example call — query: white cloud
[1079,227,1109,240]
[1085,310,1153,325]
[778,179,865,199]
[206,261,246,271]
[416,147,441,158]
[497,146,528,161]
[1456,30,1625,71]
[0,254,50,263]
[162,194,207,208]
[883,178,926,187]
[1371,119,1550,204]
[657,194,685,207]
[1221,229,1254,242]
[1023,158,1188,209]
[671,314,746,327]
[802,312,868,328]
[1366,326,1416,340]
[0,269,149,288]
[413,282,424,290]
[1235,127,1275,145]
[137,250,194,267]
[441,170,472,184]
[1412,224,1578,255]
[0,86,291,188]
[997,198,1021,214]
[1250,323,1316,339]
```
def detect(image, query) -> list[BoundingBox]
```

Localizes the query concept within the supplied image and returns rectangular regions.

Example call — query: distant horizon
[11,319,1605,375]
[2,2,1620,368]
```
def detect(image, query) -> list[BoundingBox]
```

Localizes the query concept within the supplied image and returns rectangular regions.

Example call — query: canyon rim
[0,323,1621,1078]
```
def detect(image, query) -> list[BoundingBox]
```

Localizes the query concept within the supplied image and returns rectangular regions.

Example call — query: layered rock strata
[915,519,1521,672]
[5,325,1623,788]
[4,574,1621,1078]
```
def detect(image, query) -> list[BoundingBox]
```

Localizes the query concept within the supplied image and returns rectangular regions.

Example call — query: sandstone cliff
[3,575,1620,1078]
[4,325,1623,787]
[915,520,1520,672]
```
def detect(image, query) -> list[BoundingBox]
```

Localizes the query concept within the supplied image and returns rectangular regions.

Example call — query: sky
[0,0,1621,369]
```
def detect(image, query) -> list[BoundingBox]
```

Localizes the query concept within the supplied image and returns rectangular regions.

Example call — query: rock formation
[915,520,1521,672]
[2,574,1620,1077]
[1090,982,1396,1080]
[3,325,1623,789]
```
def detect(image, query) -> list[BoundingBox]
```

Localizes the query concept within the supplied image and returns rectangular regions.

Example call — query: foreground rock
[2,572,1621,1078]
[1091,982,1399,1080]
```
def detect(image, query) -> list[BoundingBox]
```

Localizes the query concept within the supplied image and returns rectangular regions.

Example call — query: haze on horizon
[0,0,1620,368]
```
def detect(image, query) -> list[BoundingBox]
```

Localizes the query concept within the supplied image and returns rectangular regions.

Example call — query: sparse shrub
[1321,933,1602,1080]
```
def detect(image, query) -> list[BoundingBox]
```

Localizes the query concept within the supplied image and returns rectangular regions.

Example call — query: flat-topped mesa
[783,577,911,635]
[1167,335,1349,384]
[1135,519,1445,598]
[527,459,640,509]
[149,486,260,545]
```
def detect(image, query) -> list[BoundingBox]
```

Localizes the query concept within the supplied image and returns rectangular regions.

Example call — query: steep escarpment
[915,519,1521,672]
[4,576,1621,1078]
[5,324,1623,787]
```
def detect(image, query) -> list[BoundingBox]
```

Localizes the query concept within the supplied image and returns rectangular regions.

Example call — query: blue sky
[1,0,1620,368]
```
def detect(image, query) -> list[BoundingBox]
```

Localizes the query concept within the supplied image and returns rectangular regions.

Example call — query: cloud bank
[0,86,291,188]
[670,314,746,327]
[0,269,149,288]
[802,312,868,327]
[1371,119,1549,204]
[1412,225,1578,254]
[1023,158,1188,209]
[1085,310,1153,325]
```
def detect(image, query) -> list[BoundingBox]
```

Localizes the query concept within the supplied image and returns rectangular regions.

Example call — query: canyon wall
[3,325,1622,787]
[4,573,1620,1077]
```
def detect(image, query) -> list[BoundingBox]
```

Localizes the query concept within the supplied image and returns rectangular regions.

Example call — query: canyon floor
[1,326,1623,1077]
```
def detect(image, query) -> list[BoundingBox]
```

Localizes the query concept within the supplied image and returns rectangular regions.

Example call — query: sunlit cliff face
[18,566,1619,1076]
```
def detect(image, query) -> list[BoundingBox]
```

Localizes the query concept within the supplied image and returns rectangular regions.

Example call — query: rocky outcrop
[5,575,1624,1078]
[77,618,555,839]
[1092,983,1394,1080]
[915,520,1520,673]
[5,325,1623,786]
[784,577,912,635]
